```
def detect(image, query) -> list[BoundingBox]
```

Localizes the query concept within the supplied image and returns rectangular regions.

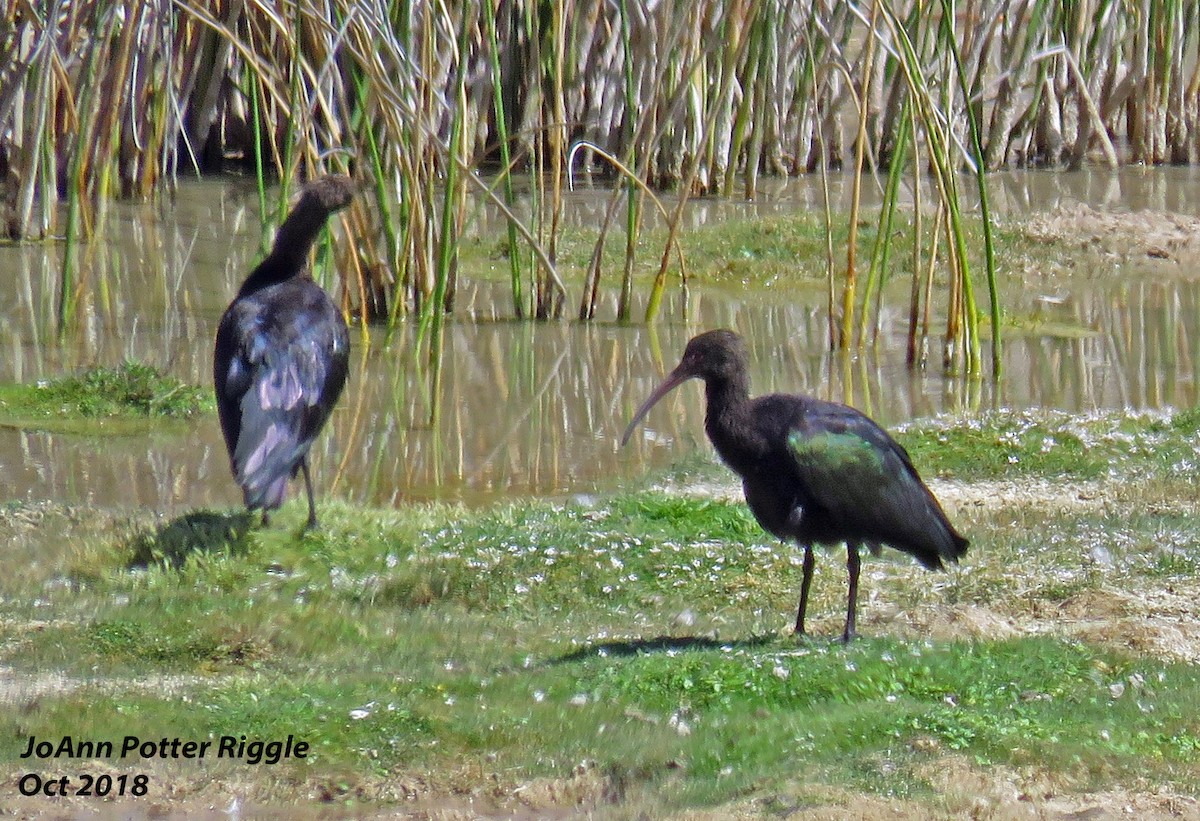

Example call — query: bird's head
[262,175,361,271]
[300,174,359,214]
[620,329,748,447]
[676,329,748,383]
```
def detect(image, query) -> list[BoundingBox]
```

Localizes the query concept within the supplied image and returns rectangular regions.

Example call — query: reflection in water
[0,173,1198,512]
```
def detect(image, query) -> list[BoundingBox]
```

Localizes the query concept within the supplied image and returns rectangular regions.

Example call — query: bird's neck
[703,374,759,468]
[237,193,332,297]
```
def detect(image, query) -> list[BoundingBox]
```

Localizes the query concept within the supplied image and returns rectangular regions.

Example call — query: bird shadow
[126,509,256,570]
[548,632,781,666]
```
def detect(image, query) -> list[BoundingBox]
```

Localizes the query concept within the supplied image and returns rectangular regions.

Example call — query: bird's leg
[300,458,319,531]
[794,544,815,636]
[261,510,271,527]
[842,543,861,643]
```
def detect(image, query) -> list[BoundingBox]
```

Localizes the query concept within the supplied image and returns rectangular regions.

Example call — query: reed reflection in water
[1,175,1199,512]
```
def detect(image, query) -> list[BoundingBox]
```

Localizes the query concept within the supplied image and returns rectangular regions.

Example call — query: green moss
[0,361,212,434]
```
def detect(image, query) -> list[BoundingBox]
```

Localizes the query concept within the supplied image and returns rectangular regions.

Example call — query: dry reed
[7,1,1179,372]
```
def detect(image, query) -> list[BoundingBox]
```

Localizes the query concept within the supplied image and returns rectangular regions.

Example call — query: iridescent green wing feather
[785,411,946,558]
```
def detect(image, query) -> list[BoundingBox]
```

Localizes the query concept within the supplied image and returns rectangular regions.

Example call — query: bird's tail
[244,474,289,512]
[232,396,308,513]
[912,524,969,571]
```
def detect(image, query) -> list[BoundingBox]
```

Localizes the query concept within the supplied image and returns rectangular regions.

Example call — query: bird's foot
[791,626,817,645]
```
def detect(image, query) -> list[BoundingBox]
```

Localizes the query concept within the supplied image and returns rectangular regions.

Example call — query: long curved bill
[619,366,693,447]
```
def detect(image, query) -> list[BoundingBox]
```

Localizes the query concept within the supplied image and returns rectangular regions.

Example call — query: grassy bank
[2,405,1199,816]
[0,362,211,435]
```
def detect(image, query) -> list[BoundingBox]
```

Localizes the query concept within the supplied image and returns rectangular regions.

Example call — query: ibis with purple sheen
[213,175,356,530]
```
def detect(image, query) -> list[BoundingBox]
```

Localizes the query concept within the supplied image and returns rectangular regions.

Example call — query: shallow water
[1,169,1199,512]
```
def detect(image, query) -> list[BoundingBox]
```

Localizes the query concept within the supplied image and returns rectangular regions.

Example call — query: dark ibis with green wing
[213,174,356,530]
[621,329,967,641]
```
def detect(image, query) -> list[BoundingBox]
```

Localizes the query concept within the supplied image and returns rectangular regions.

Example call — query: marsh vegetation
[5,2,1195,371]
[2,405,1200,816]
[3,1,1195,371]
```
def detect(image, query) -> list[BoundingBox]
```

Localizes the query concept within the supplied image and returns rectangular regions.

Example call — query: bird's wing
[213,304,254,460]
[784,405,959,566]
[246,318,346,419]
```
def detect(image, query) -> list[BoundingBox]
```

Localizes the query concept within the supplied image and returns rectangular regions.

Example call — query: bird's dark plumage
[621,329,968,641]
[213,175,356,529]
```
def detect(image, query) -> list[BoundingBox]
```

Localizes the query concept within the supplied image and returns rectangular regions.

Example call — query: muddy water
[2,169,1199,513]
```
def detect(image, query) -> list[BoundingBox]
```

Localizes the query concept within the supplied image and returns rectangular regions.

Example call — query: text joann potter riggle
[15,733,309,799]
